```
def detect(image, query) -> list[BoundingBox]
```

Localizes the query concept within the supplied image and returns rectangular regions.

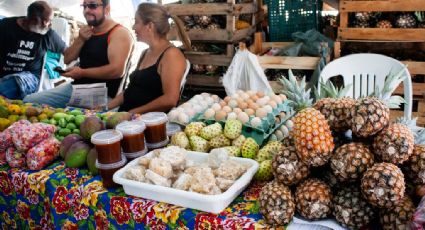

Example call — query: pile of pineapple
[351,11,425,28]
[258,70,423,229]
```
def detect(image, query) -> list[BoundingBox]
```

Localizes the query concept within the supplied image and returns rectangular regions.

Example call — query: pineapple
[191,64,205,73]
[376,20,393,28]
[205,65,218,74]
[373,123,414,165]
[194,15,212,27]
[353,20,371,28]
[295,178,332,220]
[379,196,415,230]
[404,144,425,185]
[333,185,376,229]
[259,181,295,226]
[207,23,220,30]
[314,80,355,132]
[272,145,309,186]
[280,70,334,167]
[354,12,374,22]
[395,13,418,28]
[361,162,405,208]
[419,22,425,28]
[351,97,389,137]
[191,43,207,52]
[330,142,374,182]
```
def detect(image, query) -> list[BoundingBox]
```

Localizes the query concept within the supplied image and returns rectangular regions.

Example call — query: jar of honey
[96,155,127,188]
[140,112,168,144]
[166,122,182,138]
[91,130,123,164]
[116,121,146,158]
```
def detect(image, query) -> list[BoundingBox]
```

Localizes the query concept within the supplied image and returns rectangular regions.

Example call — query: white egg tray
[113,150,259,213]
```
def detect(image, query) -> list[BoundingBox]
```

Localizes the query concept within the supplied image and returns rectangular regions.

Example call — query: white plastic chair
[318,53,412,119]
[180,59,190,99]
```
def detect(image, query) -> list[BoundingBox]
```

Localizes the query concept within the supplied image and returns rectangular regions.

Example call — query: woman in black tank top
[107,3,189,114]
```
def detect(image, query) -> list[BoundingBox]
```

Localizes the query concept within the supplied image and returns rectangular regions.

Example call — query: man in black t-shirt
[0,1,67,99]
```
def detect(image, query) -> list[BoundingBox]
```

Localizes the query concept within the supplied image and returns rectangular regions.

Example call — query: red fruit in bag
[27,137,60,170]
[0,129,13,159]
[10,122,56,152]
[6,147,26,168]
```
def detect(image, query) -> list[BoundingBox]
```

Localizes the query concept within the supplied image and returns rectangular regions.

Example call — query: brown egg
[245,108,255,116]
[248,102,259,110]
[250,95,259,101]
[233,108,242,114]
[224,96,231,102]
[215,110,227,121]
[246,99,254,104]
[279,94,287,101]
[219,101,227,107]
[222,105,232,113]
[236,98,244,104]
[257,91,265,97]
[256,108,268,118]
[239,102,248,110]
[268,100,278,109]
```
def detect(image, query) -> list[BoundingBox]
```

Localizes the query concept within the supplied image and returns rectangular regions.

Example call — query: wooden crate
[185,44,235,66]
[338,0,425,42]
[164,0,258,42]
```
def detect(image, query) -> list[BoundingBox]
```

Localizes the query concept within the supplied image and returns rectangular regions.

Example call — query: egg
[248,102,259,110]
[285,119,294,130]
[250,117,262,128]
[199,100,208,108]
[211,95,220,102]
[246,90,255,96]
[219,101,227,107]
[176,107,185,113]
[245,108,255,116]
[269,134,278,141]
[182,102,192,109]
[167,110,179,121]
[193,94,203,101]
[271,95,282,104]
[201,92,210,98]
[263,105,273,113]
[236,89,244,95]
[237,112,249,124]
[228,99,238,108]
[185,108,196,117]
[178,113,190,124]
[233,108,242,114]
[275,130,284,140]
[239,102,248,110]
[211,103,221,111]
[279,94,287,101]
[204,108,215,119]
[205,97,214,106]
[224,96,232,102]
[250,95,259,101]
[279,112,286,120]
[255,108,268,118]
[256,97,269,106]
[189,98,199,105]
[215,110,227,121]
[268,100,278,109]
[227,112,237,120]
[280,125,289,137]
[222,105,232,113]
[257,91,265,97]
[274,117,281,125]
[193,105,203,113]
[236,98,244,104]
[246,99,254,104]
[240,92,250,100]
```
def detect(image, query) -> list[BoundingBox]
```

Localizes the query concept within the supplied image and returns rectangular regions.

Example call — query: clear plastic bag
[9,121,56,152]
[412,195,425,230]
[222,49,273,96]
[27,137,60,170]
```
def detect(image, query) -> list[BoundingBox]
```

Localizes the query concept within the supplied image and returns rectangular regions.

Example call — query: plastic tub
[91,130,123,164]
[146,137,169,150]
[96,154,127,188]
[166,122,182,137]
[116,121,146,154]
[123,147,148,159]
[113,151,259,213]
[140,112,168,144]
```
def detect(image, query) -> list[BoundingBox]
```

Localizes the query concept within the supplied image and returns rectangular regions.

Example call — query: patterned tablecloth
[0,160,281,230]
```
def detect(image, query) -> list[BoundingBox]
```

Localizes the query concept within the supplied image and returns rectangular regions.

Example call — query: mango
[106,112,132,129]
[80,116,104,140]
[25,106,41,117]
[59,134,83,158]
[65,141,90,168]
[0,105,9,118]
[86,148,99,175]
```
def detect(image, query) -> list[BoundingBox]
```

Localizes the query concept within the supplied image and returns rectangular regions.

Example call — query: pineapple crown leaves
[372,65,408,108]
[395,116,425,144]
[280,69,313,111]
[313,78,353,100]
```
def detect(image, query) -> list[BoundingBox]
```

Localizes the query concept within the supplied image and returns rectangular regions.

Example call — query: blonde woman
[108,3,189,114]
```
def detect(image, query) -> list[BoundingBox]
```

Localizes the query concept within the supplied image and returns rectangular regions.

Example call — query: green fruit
[79,116,104,140]
[66,123,77,130]
[70,109,83,116]
[87,148,99,175]
[232,135,246,148]
[241,137,259,159]
[224,119,242,139]
[200,122,222,140]
[223,146,241,157]
[59,134,83,158]
[53,112,68,120]
[65,114,75,122]
[209,134,231,149]
[0,105,9,118]
[256,148,273,162]
[49,118,57,125]
[189,135,210,152]
[106,112,132,129]
[58,128,72,137]
[56,136,64,141]
[65,141,90,168]
[254,160,273,181]
[170,132,189,149]
[41,119,50,124]
[184,122,206,137]
[58,118,67,128]
[74,115,86,126]
[72,129,80,134]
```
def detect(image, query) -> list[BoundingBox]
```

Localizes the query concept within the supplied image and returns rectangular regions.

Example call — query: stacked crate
[163,0,259,90]
[336,0,425,125]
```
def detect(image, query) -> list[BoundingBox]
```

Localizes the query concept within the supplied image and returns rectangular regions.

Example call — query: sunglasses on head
[81,3,104,9]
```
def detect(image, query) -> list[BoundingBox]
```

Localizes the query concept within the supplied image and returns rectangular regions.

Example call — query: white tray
[113,150,259,213]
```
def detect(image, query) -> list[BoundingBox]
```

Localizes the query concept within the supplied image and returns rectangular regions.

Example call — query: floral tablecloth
[0,160,280,230]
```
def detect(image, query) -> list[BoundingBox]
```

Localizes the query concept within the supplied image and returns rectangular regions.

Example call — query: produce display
[124,146,249,194]
[351,11,425,28]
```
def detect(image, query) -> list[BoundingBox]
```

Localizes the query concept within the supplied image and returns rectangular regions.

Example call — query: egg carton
[199,101,293,145]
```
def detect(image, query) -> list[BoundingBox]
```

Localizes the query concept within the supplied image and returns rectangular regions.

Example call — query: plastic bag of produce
[27,137,60,170]
[222,47,273,96]
[6,147,26,168]
[0,129,13,158]
[412,195,425,229]
[9,121,56,152]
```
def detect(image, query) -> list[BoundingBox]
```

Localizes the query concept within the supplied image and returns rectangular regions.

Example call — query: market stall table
[0,160,276,230]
